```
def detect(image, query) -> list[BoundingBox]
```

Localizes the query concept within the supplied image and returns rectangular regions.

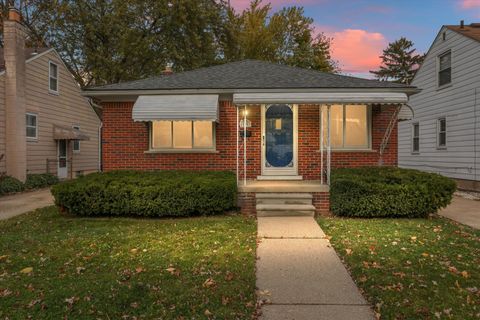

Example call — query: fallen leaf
[203,278,216,288]
[20,267,33,274]
[345,248,353,255]
[461,271,469,278]
[225,271,234,281]
[165,267,180,276]
[135,266,144,274]
[448,266,458,274]
[76,267,85,274]
[204,309,212,316]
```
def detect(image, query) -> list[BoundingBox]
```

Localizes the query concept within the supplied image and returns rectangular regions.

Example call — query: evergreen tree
[370,37,424,84]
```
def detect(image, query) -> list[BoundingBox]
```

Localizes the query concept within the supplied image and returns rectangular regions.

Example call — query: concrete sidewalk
[439,195,480,229]
[0,188,54,220]
[256,217,374,320]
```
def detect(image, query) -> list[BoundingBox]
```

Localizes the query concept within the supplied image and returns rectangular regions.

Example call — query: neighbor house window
[26,113,38,139]
[151,120,214,150]
[412,123,419,153]
[438,51,451,87]
[321,104,370,149]
[73,125,80,152]
[49,61,59,92]
[437,117,447,148]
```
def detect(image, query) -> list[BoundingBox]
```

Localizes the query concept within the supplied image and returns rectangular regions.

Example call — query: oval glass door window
[265,104,293,167]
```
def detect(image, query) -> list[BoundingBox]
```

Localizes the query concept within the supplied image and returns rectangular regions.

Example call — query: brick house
[83,60,418,215]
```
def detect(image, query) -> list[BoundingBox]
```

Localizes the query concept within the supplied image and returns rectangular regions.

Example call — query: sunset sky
[230,0,480,78]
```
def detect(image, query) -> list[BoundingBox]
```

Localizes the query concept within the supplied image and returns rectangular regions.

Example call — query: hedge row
[330,167,456,218]
[0,173,59,196]
[51,170,237,217]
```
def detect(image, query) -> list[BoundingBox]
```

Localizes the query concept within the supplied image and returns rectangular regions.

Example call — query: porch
[238,179,329,193]
[233,92,412,216]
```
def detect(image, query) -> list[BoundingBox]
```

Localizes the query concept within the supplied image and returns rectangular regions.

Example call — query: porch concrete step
[256,204,315,217]
[257,209,315,217]
[257,198,312,205]
[256,193,313,199]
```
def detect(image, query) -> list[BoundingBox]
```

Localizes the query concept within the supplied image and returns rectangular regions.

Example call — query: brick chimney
[162,63,174,75]
[4,7,27,182]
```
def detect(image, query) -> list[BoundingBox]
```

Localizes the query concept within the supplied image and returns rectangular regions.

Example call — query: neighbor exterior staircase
[255,193,315,217]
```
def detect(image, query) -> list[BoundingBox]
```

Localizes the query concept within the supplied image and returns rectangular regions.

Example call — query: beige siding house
[0,8,101,181]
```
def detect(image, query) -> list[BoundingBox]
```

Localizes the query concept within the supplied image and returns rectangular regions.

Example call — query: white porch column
[327,104,331,186]
[243,105,247,186]
[236,105,239,186]
[320,105,324,184]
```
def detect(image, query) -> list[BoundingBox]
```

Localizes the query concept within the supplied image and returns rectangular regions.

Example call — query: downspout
[98,122,103,172]
[236,105,239,186]
[475,88,478,182]
[88,98,103,172]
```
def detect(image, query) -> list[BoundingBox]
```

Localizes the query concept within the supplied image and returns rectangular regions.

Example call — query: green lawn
[318,216,480,320]
[0,207,256,319]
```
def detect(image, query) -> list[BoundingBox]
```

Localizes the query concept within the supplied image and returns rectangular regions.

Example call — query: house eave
[82,87,421,102]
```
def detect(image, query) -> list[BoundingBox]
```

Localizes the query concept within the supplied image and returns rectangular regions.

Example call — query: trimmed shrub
[51,170,237,217]
[330,167,456,218]
[0,175,25,195]
[25,173,59,190]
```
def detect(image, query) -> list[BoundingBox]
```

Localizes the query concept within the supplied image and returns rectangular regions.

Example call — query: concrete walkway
[0,188,54,220]
[439,195,480,229]
[256,217,374,320]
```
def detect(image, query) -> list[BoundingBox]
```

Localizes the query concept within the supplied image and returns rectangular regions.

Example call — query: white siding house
[398,23,480,191]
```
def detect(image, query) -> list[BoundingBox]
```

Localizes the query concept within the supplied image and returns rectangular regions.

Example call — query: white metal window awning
[232,92,408,105]
[132,94,219,122]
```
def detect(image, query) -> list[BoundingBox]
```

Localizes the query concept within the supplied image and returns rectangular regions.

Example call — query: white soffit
[132,94,219,122]
[232,92,409,104]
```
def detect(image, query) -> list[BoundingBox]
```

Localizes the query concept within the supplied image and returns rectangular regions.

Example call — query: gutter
[82,87,421,99]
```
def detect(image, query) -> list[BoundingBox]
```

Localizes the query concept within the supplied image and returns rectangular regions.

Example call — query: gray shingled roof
[86,59,414,91]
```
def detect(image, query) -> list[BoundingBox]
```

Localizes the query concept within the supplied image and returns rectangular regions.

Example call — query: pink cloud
[228,0,319,11]
[460,0,480,8]
[321,28,387,75]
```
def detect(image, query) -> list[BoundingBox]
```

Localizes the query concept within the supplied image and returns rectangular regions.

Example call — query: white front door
[261,104,298,176]
[57,140,68,179]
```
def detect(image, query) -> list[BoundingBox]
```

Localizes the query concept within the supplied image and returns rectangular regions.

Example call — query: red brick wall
[312,192,330,216]
[298,104,398,180]
[102,101,238,171]
[101,102,397,177]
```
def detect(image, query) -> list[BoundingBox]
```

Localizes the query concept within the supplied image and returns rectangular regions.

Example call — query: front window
[438,51,451,87]
[151,120,214,150]
[26,113,37,139]
[437,117,447,148]
[412,123,419,153]
[49,61,59,92]
[321,104,370,149]
[73,126,80,152]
